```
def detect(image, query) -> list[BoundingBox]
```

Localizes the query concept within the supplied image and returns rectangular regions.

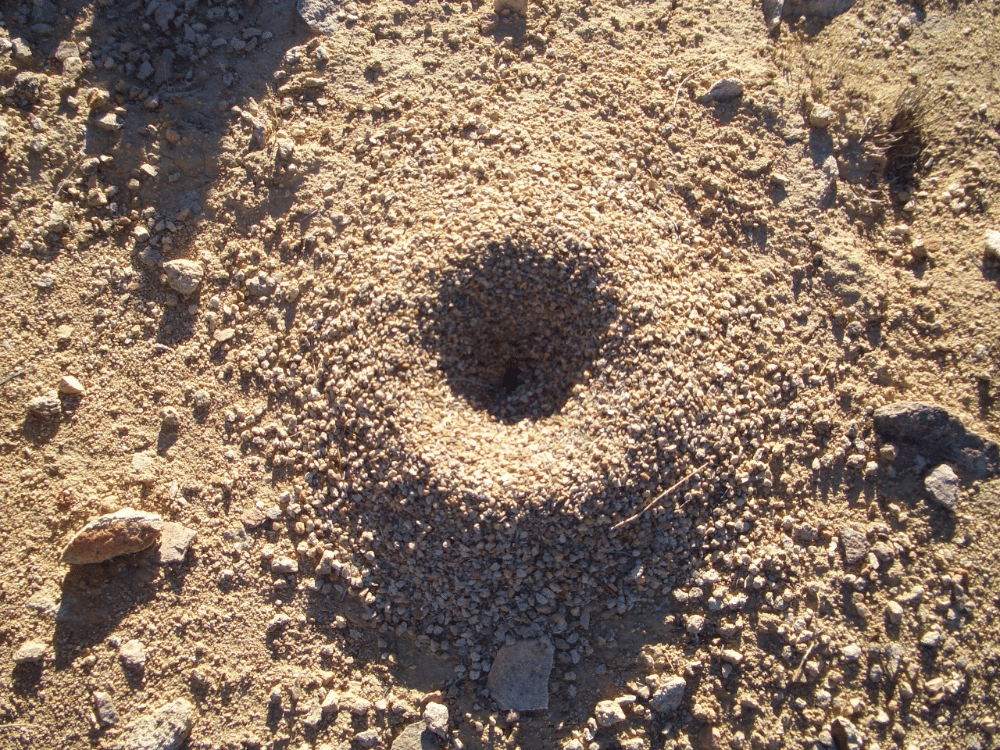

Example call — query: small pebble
[27,391,61,418]
[57,375,84,395]
[119,639,147,670]
[13,640,46,665]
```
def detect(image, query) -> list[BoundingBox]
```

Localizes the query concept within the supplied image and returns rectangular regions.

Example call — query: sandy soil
[2,1,1000,749]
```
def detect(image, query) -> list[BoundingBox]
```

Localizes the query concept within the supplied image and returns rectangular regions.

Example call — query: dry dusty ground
[2,0,1000,749]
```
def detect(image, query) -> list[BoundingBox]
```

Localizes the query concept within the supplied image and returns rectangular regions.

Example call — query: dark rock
[709,78,745,102]
[873,402,999,479]
[839,527,868,566]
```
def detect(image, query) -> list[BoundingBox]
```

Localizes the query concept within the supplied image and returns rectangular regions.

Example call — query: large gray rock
[873,402,999,478]
[62,509,164,565]
[163,259,204,296]
[649,675,686,713]
[297,0,345,34]
[924,464,959,512]
[107,699,193,750]
[486,637,554,711]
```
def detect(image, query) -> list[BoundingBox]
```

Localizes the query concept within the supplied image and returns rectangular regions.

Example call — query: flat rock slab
[62,509,164,565]
[13,640,46,664]
[107,698,193,750]
[155,522,196,565]
[392,722,440,750]
[486,636,554,711]
[873,402,999,479]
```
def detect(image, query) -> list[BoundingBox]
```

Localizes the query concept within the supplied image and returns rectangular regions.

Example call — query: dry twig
[669,59,727,116]
[610,462,709,532]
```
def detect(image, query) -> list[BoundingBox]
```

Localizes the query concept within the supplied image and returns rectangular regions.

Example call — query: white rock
[423,701,449,738]
[120,640,147,670]
[809,103,836,128]
[106,699,193,750]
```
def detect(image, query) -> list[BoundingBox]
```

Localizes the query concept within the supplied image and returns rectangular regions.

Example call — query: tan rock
[155,522,197,565]
[62,508,164,565]
[58,375,84,395]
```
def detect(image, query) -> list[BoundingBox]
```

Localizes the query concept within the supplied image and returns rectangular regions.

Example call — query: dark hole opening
[500,364,521,394]
[420,238,621,424]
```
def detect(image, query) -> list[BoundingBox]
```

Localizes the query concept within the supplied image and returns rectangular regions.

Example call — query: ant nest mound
[396,233,635,509]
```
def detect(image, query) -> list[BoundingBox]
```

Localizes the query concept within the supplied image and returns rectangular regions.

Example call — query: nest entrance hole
[423,239,619,424]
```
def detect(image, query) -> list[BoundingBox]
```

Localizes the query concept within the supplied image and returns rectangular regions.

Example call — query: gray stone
[271,556,299,575]
[355,729,381,748]
[163,259,204,296]
[984,229,1000,262]
[831,716,863,750]
[94,691,119,727]
[297,0,347,34]
[709,78,745,102]
[649,676,686,713]
[11,38,33,62]
[924,464,959,511]
[27,390,61,418]
[107,698,193,750]
[786,0,856,19]
[120,640,147,671]
[13,640,46,664]
[809,103,836,128]
[486,637,554,711]
[392,723,439,750]
[95,112,123,133]
[155,522,196,565]
[62,508,164,565]
[839,527,868,566]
